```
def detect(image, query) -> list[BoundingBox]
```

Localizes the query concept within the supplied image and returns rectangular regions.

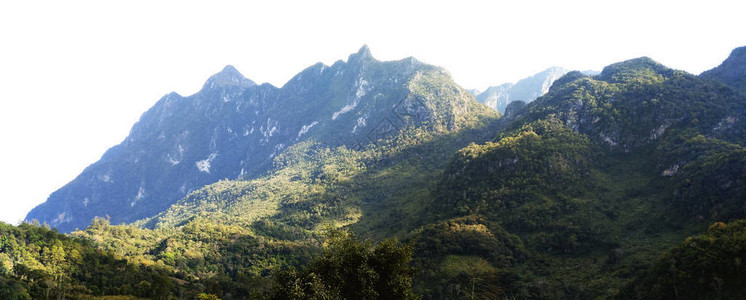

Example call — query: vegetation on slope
[271,229,417,300]
[0,222,175,299]
[412,56,746,298]
[701,45,746,93]
[620,220,746,299]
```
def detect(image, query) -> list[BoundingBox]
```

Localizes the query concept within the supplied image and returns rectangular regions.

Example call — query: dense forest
[0,221,414,299]
[4,46,746,299]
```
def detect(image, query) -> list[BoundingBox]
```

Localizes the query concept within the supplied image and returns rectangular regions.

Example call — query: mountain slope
[701,46,746,93]
[59,48,501,298]
[620,219,746,299]
[418,56,746,298]
[475,66,568,113]
[127,51,499,236]
[26,45,496,233]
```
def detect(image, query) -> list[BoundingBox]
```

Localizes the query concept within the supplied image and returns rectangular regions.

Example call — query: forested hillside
[418,56,746,298]
[0,222,176,299]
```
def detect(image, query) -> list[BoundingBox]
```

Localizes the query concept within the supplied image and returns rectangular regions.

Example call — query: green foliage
[516,57,746,151]
[595,57,671,84]
[657,132,746,220]
[410,215,522,299]
[198,293,221,300]
[74,216,317,299]
[621,220,746,299]
[0,222,175,299]
[413,215,524,268]
[417,55,746,298]
[435,118,596,234]
[271,229,418,300]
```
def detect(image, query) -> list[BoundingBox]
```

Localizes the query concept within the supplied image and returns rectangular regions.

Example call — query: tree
[41,240,67,299]
[272,229,419,299]
[151,273,173,300]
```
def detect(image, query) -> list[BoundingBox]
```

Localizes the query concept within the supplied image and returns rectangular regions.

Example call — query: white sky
[0,0,744,225]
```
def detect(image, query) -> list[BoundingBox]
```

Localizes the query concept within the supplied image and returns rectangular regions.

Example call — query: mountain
[68,49,746,299]
[475,66,568,113]
[25,45,496,233]
[701,45,746,93]
[11,45,746,299]
[35,46,499,298]
[425,56,746,298]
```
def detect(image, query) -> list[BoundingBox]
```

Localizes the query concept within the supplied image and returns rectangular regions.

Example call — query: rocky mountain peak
[348,45,374,64]
[26,46,495,233]
[476,66,568,113]
[731,45,746,56]
[203,65,256,89]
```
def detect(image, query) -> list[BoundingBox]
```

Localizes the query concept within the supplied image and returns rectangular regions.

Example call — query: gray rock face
[25,46,485,232]
[475,66,568,114]
[475,83,512,113]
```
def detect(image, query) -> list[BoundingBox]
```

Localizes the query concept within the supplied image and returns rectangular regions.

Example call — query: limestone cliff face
[26,46,494,232]
[476,66,568,114]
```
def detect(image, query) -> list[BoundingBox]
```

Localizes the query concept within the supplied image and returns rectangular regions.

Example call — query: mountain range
[26,45,493,233]
[474,66,570,114]
[5,45,746,299]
